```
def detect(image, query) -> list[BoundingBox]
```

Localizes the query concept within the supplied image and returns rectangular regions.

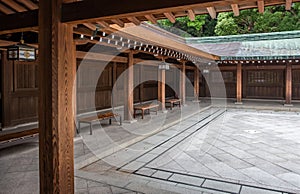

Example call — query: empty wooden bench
[165,99,181,110]
[134,104,159,119]
[77,112,122,135]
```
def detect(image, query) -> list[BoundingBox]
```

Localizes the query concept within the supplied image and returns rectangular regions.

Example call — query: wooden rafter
[0,3,15,14]
[2,0,27,12]
[128,16,141,25]
[231,4,240,16]
[16,0,38,10]
[164,12,176,23]
[207,7,217,19]
[187,9,195,21]
[286,0,293,10]
[145,14,157,24]
[82,23,97,31]
[111,19,125,28]
[96,21,110,28]
[257,0,265,13]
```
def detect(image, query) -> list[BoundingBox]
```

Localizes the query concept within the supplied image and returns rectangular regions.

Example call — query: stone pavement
[1,99,300,193]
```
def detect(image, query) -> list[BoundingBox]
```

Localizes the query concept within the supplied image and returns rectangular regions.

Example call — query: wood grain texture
[124,51,134,121]
[236,63,242,103]
[285,63,292,104]
[38,0,75,193]
[158,69,166,111]
[180,61,186,105]
[194,68,199,100]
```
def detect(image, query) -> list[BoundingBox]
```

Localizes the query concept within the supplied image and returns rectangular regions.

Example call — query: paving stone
[135,168,157,176]
[202,179,241,193]
[240,186,282,194]
[277,172,300,188]
[169,173,204,186]
[151,170,173,180]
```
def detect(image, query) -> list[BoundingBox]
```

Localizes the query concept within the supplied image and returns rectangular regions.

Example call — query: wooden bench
[134,104,159,119]
[77,112,121,135]
[165,99,181,110]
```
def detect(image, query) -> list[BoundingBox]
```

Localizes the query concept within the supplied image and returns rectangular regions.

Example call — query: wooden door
[292,70,300,100]
[245,70,284,99]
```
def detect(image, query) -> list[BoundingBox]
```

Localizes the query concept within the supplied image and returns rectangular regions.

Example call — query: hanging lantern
[7,33,36,61]
[7,44,36,61]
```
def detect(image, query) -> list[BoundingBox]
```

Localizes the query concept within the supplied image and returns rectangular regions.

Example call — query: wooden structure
[77,112,121,135]
[133,104,159,119]
[0,0,299,193]
[165,99,181,110]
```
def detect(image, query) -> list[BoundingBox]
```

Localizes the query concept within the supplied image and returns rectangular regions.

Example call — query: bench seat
[77,112,121,135]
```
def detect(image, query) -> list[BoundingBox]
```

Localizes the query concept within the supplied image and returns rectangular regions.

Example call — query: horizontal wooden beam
[17,0,38,10]
[76,51,128,63]
[0,3,15,14]
[61,0,225,23]
[0,10,38,32]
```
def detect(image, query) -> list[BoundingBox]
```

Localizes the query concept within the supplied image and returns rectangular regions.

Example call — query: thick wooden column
[235,63,243,104]
[124,51,134,121]
[194,68,200,102]
[180,61,186,105]
[39,0,75,193]
[285,63,292,106]
[158,69,166,111]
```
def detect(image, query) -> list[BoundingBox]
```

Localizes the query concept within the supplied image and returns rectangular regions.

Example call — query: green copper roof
[186,31,300,60]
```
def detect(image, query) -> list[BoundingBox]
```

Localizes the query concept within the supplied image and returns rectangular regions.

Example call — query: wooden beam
[76,51,128,63]
[180,61,186,105]
[82,23,97,31]
[111,19,125,28]
[207,7,217,19]
[257,0,265,13]
[128,16,141,25]
[124,51,134,121]
[187,9,195,21]
[158,69,166,111]
[61,0,226,23]
[16,0,38,10]
[2,0,27,12]
[231,4,240,16]
[96,21,110,28]
[236,63,242,104]
[0,10,38,32]
[39,0,75,193]
[285,63,292,105]
[164,12,176,23]
[145,14,157,24]
[286,0,293,10]
[0,3,15,14]
[194,68,199,101]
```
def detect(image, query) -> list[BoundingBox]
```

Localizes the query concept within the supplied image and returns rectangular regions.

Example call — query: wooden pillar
[39,0,75,193]
[180,61,186,105]
[194,68,200,102]
[112,62,117,108]
[235,63,243,104]
[139,65,144,103]
[285,63,292,106]
[124,51,134,121]
[158,69,166,111]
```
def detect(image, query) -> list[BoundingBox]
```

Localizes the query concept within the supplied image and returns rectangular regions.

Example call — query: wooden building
[0,0,299,193]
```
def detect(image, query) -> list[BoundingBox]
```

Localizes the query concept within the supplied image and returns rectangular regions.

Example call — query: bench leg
[120,116,122,125]
[142,110,144,119]
[109,118,112,125]
[134,109,136,118]
[77,122,81,134]
[90,123,93,135]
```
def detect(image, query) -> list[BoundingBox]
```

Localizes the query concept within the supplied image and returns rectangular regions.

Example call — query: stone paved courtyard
[1,101,300,193]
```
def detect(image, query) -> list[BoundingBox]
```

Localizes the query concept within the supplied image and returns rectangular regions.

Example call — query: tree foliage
[157,3,300,37]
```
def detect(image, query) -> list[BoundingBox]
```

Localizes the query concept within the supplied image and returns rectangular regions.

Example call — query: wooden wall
[293,69,300,100]
[1,51,38,127]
